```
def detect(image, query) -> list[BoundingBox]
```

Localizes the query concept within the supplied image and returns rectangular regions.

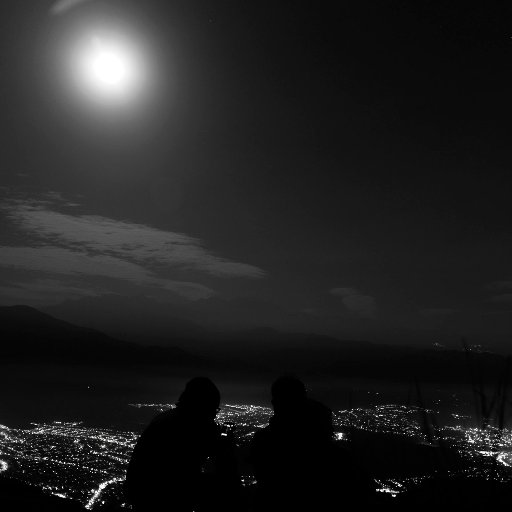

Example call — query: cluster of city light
[128,403,174,410]
[85,476,126,511]
[0,421,137,507]
[374,476,427,498]
[439,423,512,480]
[334,404,427,440]
[217,404,272,441]
[0,403,511,507]
[129,403,273,443]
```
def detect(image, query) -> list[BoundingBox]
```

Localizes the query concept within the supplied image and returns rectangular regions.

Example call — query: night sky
[1,1,511,348]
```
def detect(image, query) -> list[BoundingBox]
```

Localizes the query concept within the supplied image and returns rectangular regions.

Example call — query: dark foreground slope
[0,476,83,511]
[2,473,512,512]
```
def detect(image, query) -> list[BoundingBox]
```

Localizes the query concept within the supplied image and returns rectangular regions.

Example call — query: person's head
[271,375,307,416]
[176,377,220,420]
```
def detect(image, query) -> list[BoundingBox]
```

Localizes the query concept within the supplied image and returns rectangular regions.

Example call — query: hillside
[0,305,204,368]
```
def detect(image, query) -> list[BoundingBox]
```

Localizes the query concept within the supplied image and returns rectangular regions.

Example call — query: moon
[46,3,161,118]
[69,32,148,107]
[79,36,140,98]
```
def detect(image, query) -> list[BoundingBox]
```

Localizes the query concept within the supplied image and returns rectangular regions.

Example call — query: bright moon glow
[70,32,148,107]
[87,37,134,91]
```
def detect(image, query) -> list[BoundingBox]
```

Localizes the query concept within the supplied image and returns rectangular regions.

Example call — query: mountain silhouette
[0,305,205,368]
[1,305,508,385]
[43,295,207,342]
[0,305,125,356]
[43,294,311,341]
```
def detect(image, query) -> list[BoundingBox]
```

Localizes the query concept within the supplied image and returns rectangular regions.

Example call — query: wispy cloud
[50,0,91,16]
[330,287,357,297]
[0,246,213,300]
[3,199,264,279]
[488,294,512,304]
[485,280,512,305]
[0,279,101,306]
[487,280,512,291]
[419,308,456,317]
[330,287,376,319]
[0,197,265,302]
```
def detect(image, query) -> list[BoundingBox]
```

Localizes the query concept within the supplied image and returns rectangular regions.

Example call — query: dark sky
[1,1,511,347]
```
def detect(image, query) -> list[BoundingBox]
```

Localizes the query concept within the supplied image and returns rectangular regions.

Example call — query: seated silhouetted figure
[251,376,374,511]
[126,377,239,512]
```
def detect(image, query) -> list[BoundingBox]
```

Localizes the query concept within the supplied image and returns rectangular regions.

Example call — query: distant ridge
[43,294,207,341]
[0,305,204,368]
[0,305,508,384]
[0,304,127,347]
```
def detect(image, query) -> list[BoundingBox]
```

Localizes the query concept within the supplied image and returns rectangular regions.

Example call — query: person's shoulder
[151,408,176,425]
[252,423,279,450]
[330,443,375,488]
[140,409,177,436]
[331,442,357,462]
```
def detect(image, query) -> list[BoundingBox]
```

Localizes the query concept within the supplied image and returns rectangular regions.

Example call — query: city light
[0,403,511,507]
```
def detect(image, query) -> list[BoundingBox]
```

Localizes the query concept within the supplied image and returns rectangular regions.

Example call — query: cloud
[330,287,358,298]
[330,287,376,319]
[0,279,101,307]
[0,197,265,302]
[485,281,512,305]
[487,281,512,291]
[0,246,213,300]
[50,0,91,16]
[488,294,512,304]
[419,308,457,317]
[2,199,265,279]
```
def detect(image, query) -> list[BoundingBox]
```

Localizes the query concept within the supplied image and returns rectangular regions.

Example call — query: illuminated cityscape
[0,403,511,508]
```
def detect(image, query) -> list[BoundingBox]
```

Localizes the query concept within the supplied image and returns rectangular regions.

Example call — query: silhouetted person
[126,377,239,512]
[251,376,375,511]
